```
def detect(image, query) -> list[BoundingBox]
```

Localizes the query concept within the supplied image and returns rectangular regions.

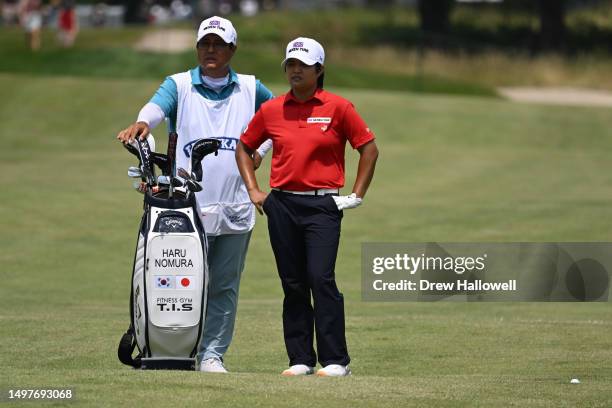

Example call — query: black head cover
[151,152,170,176]
[190,138,221,182]
[122,141,140,162]
[134,138,156,187]
[123,142,146,181]
[124,141,168,178]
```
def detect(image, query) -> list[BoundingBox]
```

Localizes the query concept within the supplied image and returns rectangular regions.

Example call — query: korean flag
[156,276,173,289]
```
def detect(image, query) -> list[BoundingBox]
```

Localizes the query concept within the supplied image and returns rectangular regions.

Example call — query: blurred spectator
[18,0,42,51]
[219,0,232,15]
[262,0,279,11]
[58,0,78,47]
[2,0,20,25]
[46,0,61,29]
[170,0,192,19]
[91,3,108,27]
[149,3,171,24]
[197,0,216,17]
[240,0,258,16]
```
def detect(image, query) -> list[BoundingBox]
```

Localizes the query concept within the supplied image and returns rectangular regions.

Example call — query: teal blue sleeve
[150,77,178,132]
[255,80,274,112]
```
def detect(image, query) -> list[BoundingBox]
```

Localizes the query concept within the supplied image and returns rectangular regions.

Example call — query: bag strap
[119,218,147,369]
[117,325,142,368]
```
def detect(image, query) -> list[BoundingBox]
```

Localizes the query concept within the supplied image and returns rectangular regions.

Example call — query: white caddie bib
[172,71,256,236]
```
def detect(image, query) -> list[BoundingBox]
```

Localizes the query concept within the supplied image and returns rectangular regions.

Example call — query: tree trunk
[124,0,146,24]
[538,0,566,49]
[417,0,454,35]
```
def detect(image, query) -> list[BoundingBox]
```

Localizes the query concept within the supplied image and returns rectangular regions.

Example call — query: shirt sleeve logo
[306,117,332,124]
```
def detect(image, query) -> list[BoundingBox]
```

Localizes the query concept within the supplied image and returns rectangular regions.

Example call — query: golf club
[128,166,142,179]
[167,132,178,198]
[157,175,184,188]
[177,167,203,193]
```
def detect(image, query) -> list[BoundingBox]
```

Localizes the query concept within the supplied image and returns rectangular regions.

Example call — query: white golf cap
[282,37,325,67]
[196,16,237,45]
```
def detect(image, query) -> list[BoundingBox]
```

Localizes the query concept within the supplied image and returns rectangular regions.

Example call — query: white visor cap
[282,37,325,67]
[197,16,237,45]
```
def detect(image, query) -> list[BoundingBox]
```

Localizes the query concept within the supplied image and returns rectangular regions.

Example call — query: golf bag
[118,135,220,370]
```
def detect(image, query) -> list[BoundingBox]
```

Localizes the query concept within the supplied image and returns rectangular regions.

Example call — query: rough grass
[0,73,611,406]
[0,26,495,97]
[3,3,612,92]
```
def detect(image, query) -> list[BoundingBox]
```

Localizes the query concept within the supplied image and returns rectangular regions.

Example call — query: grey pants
[198,231,252,361]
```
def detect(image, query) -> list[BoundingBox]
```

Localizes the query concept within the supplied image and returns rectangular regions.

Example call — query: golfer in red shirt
[236,37,378,377]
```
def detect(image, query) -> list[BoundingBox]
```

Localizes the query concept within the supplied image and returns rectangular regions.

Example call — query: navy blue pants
[263,190,350,367]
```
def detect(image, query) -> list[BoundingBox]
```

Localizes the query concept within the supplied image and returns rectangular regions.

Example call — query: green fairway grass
[1,73,611,407]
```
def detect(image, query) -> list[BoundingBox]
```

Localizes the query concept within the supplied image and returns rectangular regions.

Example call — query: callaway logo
[164,218,184,229]
[183,137,237,157]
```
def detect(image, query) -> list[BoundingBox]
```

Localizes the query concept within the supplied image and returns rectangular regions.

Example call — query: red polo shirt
[240,89,375,190]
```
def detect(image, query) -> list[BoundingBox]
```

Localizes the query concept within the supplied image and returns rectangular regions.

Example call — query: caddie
[117,16,273,373]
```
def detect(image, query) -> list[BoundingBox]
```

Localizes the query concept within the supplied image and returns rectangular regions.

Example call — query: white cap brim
[197,31,235,45]
[281,54,319,68]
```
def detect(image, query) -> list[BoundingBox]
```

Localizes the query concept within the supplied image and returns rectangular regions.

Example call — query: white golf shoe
[316,364,351,377]
[281,364,315,376]
[199,358,228,373]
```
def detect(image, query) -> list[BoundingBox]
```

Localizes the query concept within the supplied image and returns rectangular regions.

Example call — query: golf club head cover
[122,141,141,162]
[190,138,221,182]
[151,152,170,176]
[123,143,146,181]
[135,138,156,187]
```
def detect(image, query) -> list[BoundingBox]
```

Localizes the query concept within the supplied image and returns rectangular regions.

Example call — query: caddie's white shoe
[316,364,351,377]
[199,358,228,373]
[281,364,315,376]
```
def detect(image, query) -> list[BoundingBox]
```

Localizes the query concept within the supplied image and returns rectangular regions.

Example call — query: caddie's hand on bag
[332,193,362,210]
[117,121,150,143]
